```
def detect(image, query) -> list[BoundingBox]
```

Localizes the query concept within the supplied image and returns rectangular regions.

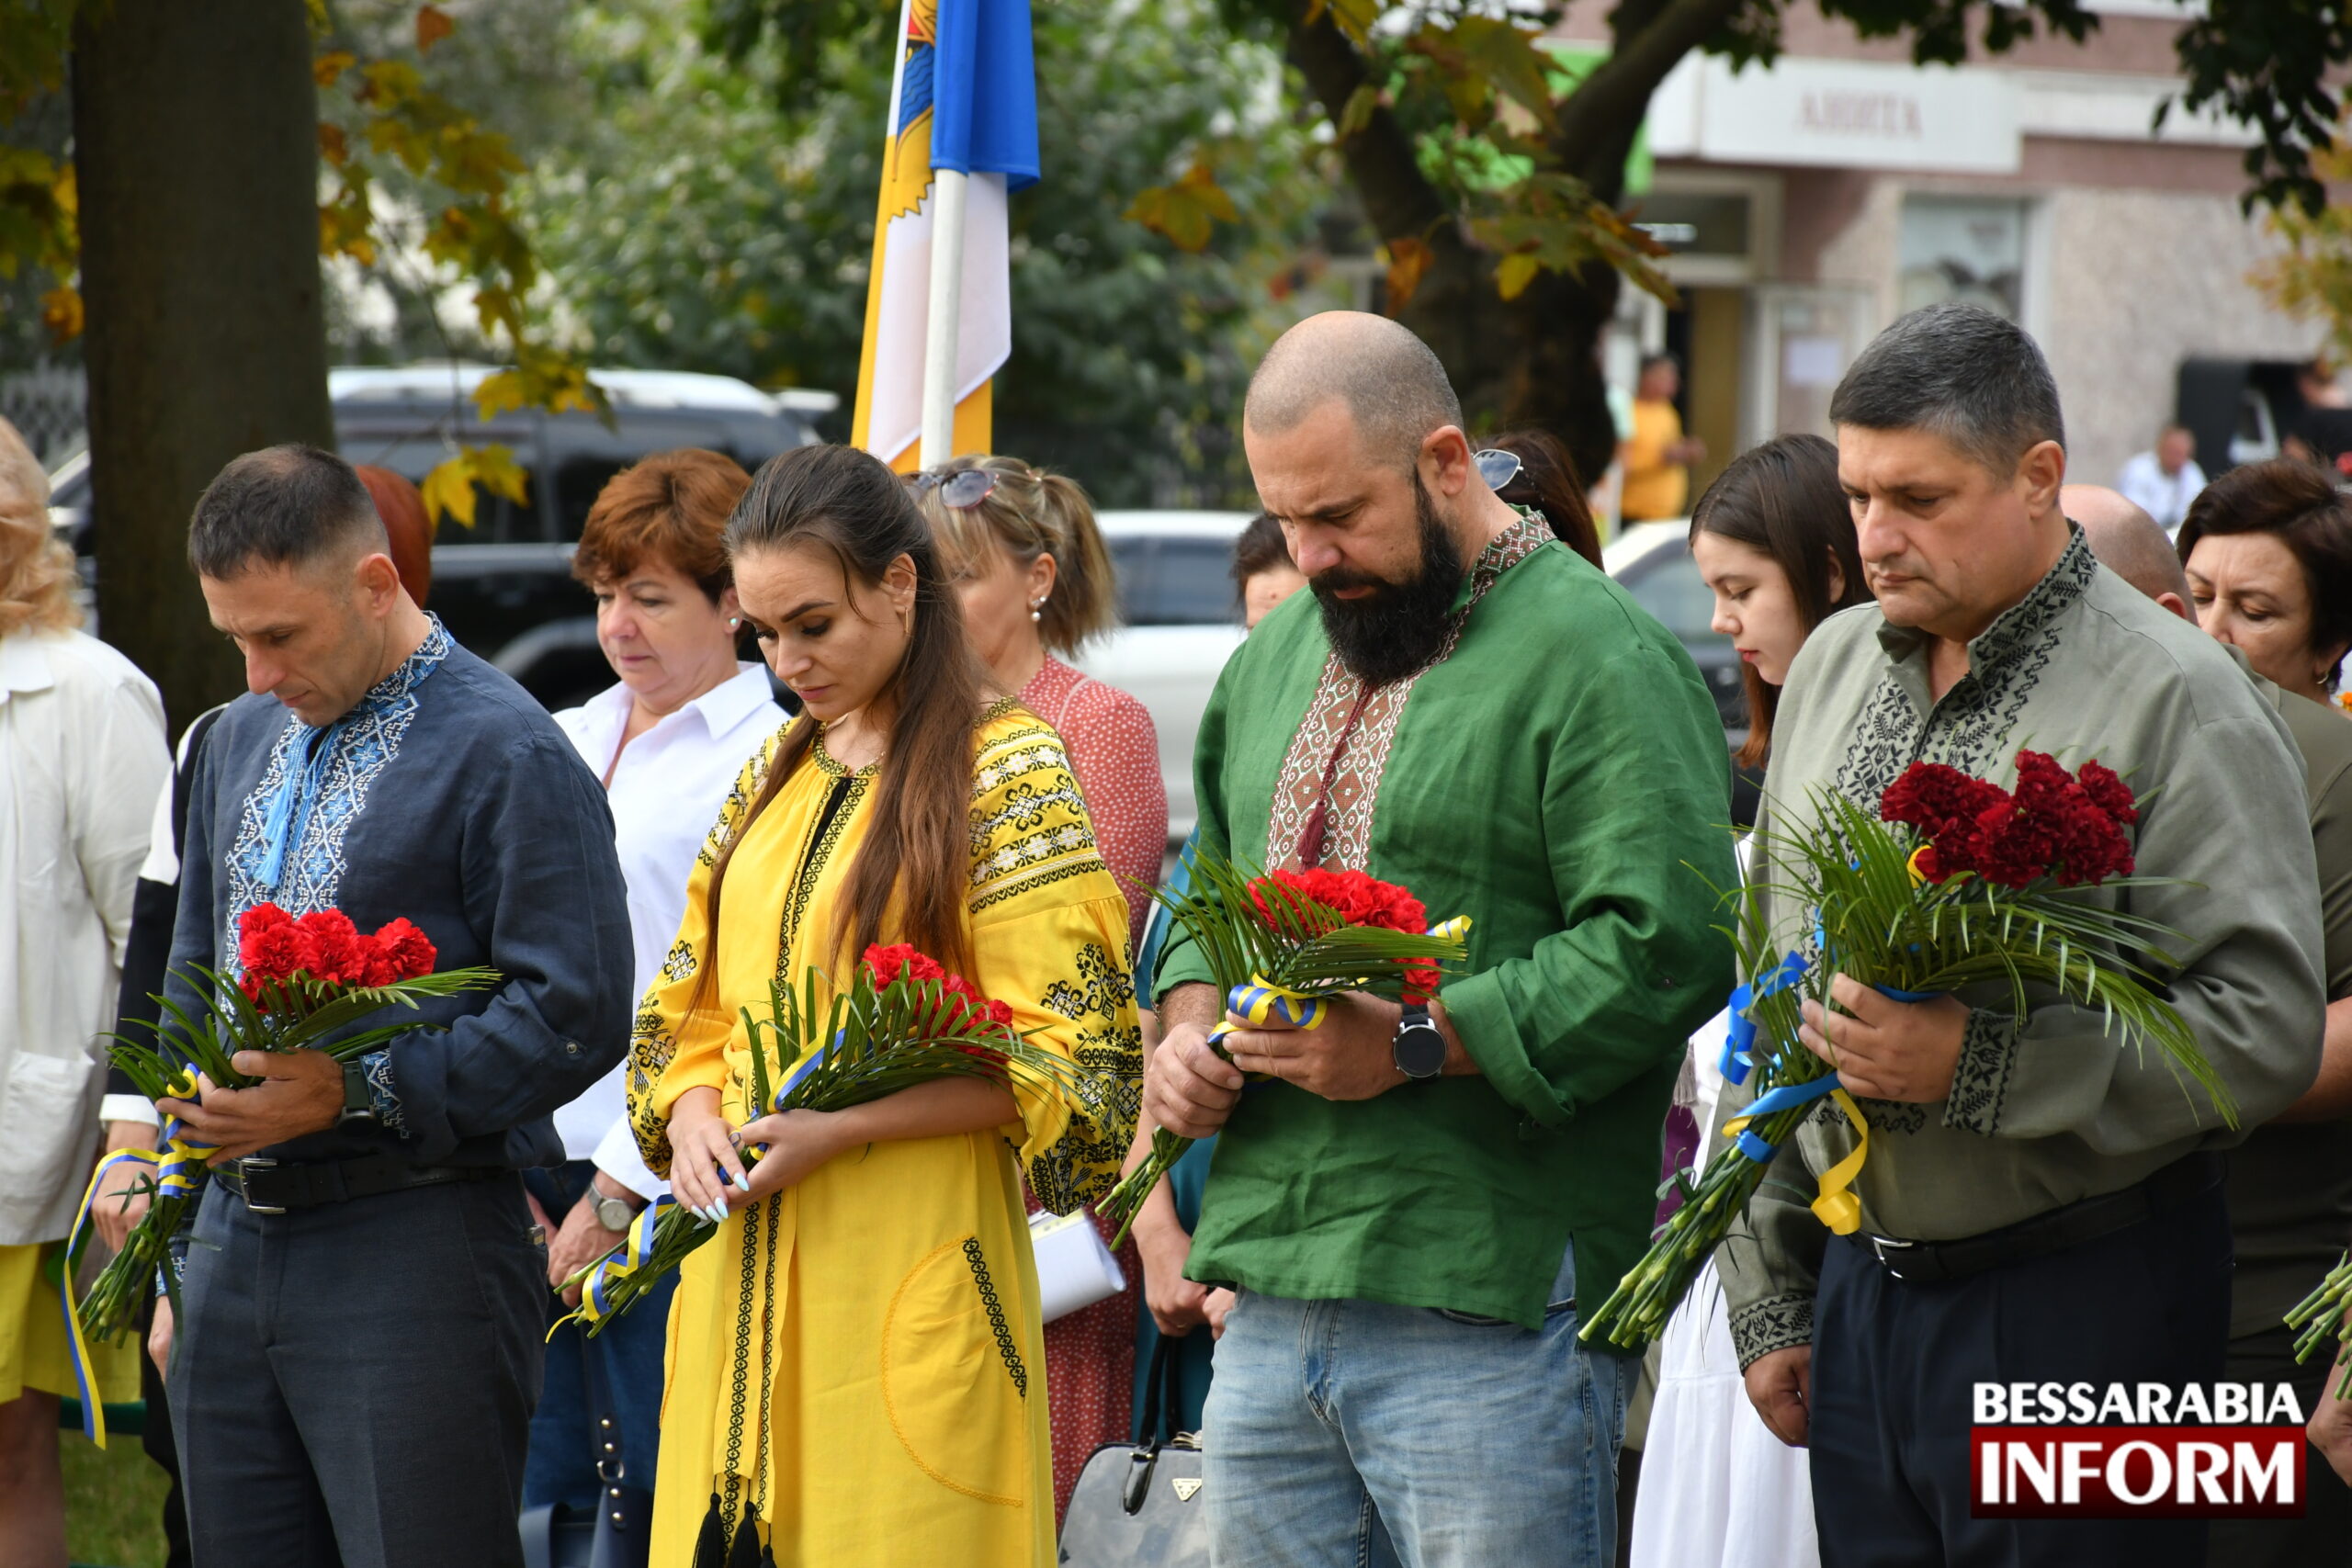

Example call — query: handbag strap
[1136,1333,1186,1450]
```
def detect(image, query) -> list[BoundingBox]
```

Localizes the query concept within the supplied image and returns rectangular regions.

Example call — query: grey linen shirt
[1717,527,2326,1370]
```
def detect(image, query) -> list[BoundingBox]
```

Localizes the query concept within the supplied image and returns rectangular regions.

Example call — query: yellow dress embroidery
[627,703,1142,1566]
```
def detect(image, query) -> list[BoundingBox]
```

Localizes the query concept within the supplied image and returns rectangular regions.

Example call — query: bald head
[2064,483,2193,617]
[1246,311,1464,471]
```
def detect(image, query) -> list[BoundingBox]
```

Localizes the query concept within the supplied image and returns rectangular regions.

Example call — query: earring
[729,616,741,628]
[1030,598,1046,624]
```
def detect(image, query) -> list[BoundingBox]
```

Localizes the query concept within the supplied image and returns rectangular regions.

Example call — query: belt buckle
[236,1157,287,1215]
[1867,1234,1914,1280]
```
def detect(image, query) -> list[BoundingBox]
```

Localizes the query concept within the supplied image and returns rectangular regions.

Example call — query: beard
[1311,472,1466,687]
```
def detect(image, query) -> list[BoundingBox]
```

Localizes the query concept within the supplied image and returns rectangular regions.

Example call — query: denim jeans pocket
[1430,1307,1519,1328]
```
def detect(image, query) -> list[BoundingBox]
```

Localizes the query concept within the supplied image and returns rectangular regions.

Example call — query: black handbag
[519,1331,654,1568]
[1057,1339,1208,1567]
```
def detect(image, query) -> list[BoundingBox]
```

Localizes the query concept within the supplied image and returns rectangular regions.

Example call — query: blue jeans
[1203,1243,1628,1568]
[521,1164,677,1512]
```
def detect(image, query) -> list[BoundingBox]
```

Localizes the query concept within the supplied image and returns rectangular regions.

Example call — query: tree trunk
[74,0,334,735]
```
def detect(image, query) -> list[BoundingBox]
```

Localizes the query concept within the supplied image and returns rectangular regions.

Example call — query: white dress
[1629,842,1820,1568]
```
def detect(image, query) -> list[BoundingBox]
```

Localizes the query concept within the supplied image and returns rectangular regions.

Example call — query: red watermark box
[1970,1427,2304,1518]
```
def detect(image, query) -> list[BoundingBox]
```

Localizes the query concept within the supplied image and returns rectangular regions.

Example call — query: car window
[555,456,631,542]
[1104,536,1241,626]
[1621,547,1723,646]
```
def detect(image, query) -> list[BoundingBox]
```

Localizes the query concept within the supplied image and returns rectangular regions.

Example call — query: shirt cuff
[592,1120,667,1203]
[1431,967,1574,1130]
[101,1093,161,1128]
[359,1049,410,1138]
[1727,1291,1815,1371]
[1942,1009,2020,1137]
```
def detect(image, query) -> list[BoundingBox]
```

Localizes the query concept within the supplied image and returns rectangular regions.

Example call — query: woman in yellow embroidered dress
[627,446,1141,1567]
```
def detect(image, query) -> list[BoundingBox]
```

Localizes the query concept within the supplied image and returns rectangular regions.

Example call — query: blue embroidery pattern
[220,618,452,1136]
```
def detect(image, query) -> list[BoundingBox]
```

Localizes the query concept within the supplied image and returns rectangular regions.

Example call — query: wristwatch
[591,1182,640,1233]
[1392,1004,1446,1081]
[336,1059,374,1124]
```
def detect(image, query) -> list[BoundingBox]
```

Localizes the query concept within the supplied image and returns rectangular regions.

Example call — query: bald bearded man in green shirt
[1143,312,1735,1568]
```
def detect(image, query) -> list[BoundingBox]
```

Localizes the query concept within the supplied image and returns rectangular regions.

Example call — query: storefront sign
[1647,55,2021,174]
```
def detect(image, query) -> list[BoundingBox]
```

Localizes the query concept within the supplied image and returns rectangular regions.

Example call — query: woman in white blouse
[527,449,785,1521]
[0,418,168,1560]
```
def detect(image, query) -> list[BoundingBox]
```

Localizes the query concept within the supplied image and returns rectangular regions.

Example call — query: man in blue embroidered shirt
[150,446,632,1568]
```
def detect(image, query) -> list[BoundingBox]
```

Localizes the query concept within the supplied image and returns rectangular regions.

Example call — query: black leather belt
[1850,1150,2224,1285]
[213,1154,506,1214]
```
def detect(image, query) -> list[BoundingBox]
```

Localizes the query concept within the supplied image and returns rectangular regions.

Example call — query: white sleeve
[592,1117,667,1202]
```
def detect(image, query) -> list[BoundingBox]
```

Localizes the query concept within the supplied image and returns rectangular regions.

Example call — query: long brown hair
[1688,434,1868,766]
[703,445,988,984]
[1484,427,1602,569]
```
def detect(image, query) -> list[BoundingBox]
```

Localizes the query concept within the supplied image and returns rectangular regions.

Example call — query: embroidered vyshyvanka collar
[1873,525,2097,675]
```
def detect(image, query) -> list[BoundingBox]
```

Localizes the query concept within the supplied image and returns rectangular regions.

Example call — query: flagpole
[919,166,968,468]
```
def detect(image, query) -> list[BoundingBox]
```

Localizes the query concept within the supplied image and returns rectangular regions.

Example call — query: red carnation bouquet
[1584,750,2220,1351]
[76,905,497,1345]
[1096,851,1469,1244]
[560,942,1087,1333]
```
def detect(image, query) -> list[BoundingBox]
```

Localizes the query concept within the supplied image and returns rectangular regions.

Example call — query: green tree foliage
[522,0,1323,505]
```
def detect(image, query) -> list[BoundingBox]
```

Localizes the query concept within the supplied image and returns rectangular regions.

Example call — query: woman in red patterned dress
[910,455,1167,1518]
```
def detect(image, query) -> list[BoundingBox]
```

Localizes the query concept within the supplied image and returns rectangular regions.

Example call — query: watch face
[1394,1022,1446,1079]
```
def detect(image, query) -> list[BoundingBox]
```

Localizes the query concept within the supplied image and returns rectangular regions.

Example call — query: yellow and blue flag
[851,0,1040,468]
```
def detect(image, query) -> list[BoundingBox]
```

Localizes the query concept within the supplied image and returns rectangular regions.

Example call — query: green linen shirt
[1157,515,1736,1329]
[1716,528,2327,1369]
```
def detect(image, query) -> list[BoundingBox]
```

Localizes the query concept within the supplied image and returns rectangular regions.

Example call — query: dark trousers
[520,1162,674,1512]
[137,1292,194,1568]
[2206,1325,2352,1567]
[1809,1174,2231,1568]
[169,1175,547,1568]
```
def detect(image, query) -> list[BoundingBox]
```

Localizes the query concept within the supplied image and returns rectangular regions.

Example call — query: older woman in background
[528,449,786,1527]
[0,418,168,1564]
[910,454,1166,1520]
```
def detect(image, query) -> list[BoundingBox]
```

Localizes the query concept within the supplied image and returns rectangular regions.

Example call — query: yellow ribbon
[1208,976,1325,1081]
[554,1195,678,1337]
[60,1150,156,1450]
[1808,1089,1871,1235]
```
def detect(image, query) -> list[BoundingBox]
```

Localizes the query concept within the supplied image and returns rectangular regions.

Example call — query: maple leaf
[421,445,529,529]
[1383,236,1434,312]
[1305,0,1378,45]
[40,286,80,344]
[1125,162,1238,254]
[415,5,455,53]
[1495,252,1542,301]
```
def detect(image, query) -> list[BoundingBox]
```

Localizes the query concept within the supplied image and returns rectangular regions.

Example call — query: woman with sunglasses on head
[1628,433,1867,1568]
[909,453,1167,1520]
[628,446,1141,1567]
[1479,429,1604,569]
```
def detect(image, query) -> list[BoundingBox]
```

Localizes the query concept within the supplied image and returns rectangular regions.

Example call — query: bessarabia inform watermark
[1970,1382,2308,1518]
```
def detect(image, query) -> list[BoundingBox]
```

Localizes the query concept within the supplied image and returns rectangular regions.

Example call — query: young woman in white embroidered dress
[1629,434,1867,1568]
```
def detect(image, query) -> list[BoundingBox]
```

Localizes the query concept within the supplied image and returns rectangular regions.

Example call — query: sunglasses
[906,467,1001,510]
[1473,448,1527,498]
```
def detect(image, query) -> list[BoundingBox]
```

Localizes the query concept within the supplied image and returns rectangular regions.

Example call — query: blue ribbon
[1717,951,1812,1087]
[1872,983,1943,1003]
[1723,1072,1844,1163]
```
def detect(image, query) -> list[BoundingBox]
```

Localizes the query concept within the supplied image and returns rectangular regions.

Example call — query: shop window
[1898,197,2027,321]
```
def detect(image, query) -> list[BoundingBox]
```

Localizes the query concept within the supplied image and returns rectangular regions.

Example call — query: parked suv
[46,364,831,710]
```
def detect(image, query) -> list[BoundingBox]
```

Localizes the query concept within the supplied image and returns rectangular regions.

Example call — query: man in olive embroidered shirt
[1144,311,1734,1568]
[1719,305,2324,1568]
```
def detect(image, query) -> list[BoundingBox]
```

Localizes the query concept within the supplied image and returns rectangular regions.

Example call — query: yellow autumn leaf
[1384,236,1434,312]
[1306,0,1378,44]
[416,5,455,53]
[318,122,349,166]
[472,369,528,421]
[1125,162,1238,253]
[1496,253,1543,301]
[40,287,81,344]
[468,444,530,506]
[420,456,479,530]
[313,50,356,89]
[1338,84,1380,140]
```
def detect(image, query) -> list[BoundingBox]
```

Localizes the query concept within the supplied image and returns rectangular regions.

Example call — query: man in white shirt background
[2116,423,2209,534]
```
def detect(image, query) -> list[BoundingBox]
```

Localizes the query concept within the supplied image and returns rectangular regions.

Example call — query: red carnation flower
[864,942,946,988]
[1880,762,2009,840]
[238,903,308,983]
[2075,761,2139,827]
[1255,868,1428,937]
[295,908,368,987]
[368,918,437,983]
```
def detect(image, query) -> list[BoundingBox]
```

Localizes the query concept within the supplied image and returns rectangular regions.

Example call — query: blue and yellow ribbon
[1718,951,1810,1088]
[1717,1073,1872,1235]
[556,1194,679,1336]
